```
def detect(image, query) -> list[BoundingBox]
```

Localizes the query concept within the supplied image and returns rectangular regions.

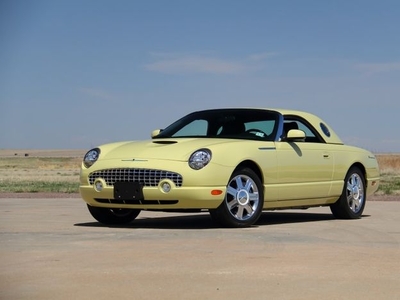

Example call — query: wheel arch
[330,162,367,219]
[233,160,264,184]
[348,162,366,183]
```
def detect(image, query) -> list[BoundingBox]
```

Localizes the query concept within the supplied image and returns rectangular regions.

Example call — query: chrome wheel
[330,167,366,219]
[209,168,263,227]
[346,173,364,213]
[226,174,260,221]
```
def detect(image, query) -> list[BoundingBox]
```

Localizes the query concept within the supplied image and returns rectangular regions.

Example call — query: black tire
[87,205,141,225]
[209,168,263,227]
[330,167,366,219]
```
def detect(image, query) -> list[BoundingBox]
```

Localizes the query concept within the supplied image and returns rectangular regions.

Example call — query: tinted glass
[156,109,280,141]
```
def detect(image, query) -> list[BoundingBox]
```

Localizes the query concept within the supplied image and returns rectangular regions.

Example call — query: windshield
[155,109,280,141]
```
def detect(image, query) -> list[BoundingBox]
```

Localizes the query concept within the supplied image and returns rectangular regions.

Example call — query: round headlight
[83,148,100,168]
[189,149,212,170]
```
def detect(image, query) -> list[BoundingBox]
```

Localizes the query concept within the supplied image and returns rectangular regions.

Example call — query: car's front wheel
[209,168,263,227]
[330,167,366,219]
[87,205,141,225]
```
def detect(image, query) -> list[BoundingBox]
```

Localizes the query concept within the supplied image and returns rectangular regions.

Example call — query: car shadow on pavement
[74,210,353,229]
[75,213,216,229]
[257,211,334,226]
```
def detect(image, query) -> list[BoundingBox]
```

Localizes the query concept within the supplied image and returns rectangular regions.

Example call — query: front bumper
[79,157,234,210]
[79,183,226,210]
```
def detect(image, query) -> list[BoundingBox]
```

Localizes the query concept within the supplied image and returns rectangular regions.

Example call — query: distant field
[375,154,400,195]
[0,150,84,193]
[0,149,85,158]
[0,149,399,195]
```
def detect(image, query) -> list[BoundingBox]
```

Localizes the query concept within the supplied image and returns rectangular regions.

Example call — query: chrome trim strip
[258,147,276,150]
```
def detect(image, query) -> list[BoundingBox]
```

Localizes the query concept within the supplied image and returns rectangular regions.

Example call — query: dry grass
[0,150,399,194]
[0,150,84,193]
[0,157,82,182]
[375,154,400,195]
[0,149,85,158]
[376,154,400,174]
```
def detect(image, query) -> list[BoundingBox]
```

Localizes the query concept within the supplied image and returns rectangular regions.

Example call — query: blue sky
[1,0,399,152]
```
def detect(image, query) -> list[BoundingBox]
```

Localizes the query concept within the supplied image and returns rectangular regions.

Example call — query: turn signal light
[211,190,223,195]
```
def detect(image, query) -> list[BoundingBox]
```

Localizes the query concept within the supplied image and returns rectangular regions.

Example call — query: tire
[330,167,366,219]
[87,205,141,225]
[209,168,263,227]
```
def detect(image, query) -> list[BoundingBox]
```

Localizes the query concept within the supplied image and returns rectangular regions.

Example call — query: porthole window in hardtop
[320,123,331,137]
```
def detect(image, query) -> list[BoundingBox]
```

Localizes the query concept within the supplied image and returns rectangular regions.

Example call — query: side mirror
[286,129,306,142]
[151,129,163,138]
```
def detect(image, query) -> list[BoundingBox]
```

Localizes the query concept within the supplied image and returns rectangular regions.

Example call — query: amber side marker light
[211,190,223,195]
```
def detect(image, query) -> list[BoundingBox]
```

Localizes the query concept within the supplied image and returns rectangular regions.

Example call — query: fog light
[161,182,171,193]
[94,180,103,192]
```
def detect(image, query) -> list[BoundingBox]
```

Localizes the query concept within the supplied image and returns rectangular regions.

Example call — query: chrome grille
[89,168,183,187]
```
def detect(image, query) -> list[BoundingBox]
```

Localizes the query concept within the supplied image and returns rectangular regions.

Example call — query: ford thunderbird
[79,108,380,227]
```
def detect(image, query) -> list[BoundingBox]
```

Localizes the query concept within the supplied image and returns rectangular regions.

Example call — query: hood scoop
[152,140,178,145]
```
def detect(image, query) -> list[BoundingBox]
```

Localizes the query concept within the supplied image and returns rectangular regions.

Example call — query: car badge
[121,158,148,162]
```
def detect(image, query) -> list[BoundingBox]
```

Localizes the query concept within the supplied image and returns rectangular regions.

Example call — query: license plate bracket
[114,182,144,200]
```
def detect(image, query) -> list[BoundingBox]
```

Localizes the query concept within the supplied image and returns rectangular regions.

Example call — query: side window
[283,119,321,143]
[296,122,315,139]
[244,120,275,138]
[173,119,208,137]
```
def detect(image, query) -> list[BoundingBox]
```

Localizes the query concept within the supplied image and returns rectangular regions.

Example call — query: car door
[275,118,334,201]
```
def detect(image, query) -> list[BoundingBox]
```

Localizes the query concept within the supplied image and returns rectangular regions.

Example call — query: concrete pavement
[1,198,399,300]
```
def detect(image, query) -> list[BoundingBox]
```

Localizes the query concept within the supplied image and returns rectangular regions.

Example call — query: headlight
[83,148,100,168]
[188,149,212,170]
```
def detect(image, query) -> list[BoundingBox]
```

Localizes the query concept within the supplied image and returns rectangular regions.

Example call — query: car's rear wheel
[87,205,141,225]
[209,168,263,227]
[330,167,366,219]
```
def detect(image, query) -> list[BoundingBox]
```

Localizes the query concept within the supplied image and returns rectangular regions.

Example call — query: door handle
[323,153,330,159]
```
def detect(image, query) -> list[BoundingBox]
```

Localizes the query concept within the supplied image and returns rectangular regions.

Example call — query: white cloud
[145,56,246,74]
[79,88,115,101]
[148,51,215,58]
[355,62,400,75]
[342,136,400,153]
[144,51,278,75]
[247,52,278,61]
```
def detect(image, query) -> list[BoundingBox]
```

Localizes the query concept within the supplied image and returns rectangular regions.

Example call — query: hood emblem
[121,158,148,162]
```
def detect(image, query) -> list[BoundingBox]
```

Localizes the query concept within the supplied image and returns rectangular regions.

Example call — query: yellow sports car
[79,108,380,227]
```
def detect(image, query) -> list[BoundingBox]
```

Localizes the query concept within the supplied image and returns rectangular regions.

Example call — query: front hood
[99,138,242,161]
